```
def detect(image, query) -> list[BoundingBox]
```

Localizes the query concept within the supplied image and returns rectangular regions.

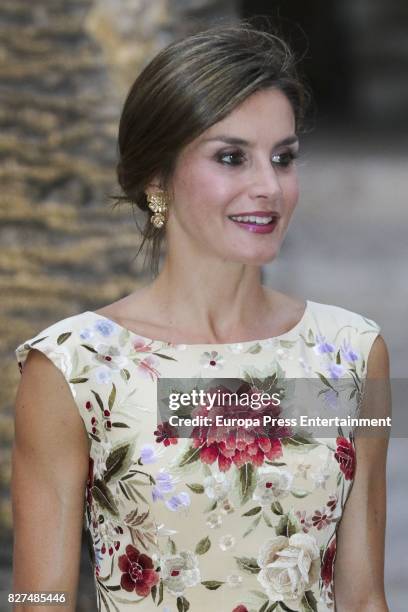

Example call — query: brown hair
[111,18,312,278]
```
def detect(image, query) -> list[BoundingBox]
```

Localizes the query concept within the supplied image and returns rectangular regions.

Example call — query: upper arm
[11,348,90,611]
[334,334,391,610]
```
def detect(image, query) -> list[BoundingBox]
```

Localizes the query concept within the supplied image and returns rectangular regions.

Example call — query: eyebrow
[202,134,299,147]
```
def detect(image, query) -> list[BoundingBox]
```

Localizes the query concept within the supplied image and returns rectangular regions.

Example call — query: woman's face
[164,87,300,266]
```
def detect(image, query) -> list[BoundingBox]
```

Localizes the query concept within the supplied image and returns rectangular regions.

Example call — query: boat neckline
[85,300,310,348]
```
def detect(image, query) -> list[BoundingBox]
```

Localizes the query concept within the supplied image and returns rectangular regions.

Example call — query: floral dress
[15,299,381,612]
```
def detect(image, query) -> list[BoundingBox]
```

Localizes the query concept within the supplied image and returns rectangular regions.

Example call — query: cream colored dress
[15,299,381,612]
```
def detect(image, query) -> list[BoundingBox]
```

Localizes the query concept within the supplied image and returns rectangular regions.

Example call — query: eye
[271,151,299,168]
[216,149,246,166]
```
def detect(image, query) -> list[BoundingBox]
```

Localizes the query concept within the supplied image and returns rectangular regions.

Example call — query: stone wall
[0,0,237,607]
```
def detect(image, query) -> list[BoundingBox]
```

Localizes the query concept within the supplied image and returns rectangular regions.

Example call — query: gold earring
[146,191,168,229]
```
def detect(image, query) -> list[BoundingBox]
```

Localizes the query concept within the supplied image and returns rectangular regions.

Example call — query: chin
[228,250,279,266]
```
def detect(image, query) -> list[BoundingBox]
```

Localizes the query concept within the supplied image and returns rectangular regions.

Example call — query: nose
[248,159,282,201]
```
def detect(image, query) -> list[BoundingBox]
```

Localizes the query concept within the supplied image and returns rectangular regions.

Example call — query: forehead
[196,88,296,147]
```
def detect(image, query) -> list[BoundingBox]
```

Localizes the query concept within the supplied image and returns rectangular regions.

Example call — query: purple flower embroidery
[165,492,191,511]
[313,334,335,355]
[140,444,157,464]
[323,388,339,410]
[327,363,345,380]
[152,470,175,502]
[340,339,359,362]
[94,319,116,337]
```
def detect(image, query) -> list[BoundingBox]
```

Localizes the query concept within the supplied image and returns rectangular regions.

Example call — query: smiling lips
[228,211,280,234]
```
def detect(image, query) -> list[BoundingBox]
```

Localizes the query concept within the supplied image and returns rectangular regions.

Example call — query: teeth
[230,214,275,225]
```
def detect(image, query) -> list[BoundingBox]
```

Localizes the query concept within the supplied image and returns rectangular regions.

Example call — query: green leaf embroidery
[186,483,205,494]
[91,390,105,413]
[195,536,211,555]
[243,513,261,537]
[108,383,116,410]
[57,332,71,345]
[176,596,190,612]
[120,368,131,381]
[178,444,203,467]
[104,441,135,482]
[234,555,260,574]
[271,501,284,515]
[301,590,318,611]
[200,580,224,590]
[92,480,119,516]
[239,462,255,505]
[242,506,262,517]
[153,352,179,361]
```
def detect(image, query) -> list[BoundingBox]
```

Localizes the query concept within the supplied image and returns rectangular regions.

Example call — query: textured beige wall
[0,0,238,534]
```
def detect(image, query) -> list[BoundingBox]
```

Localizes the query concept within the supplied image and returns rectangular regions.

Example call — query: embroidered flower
[94,365,113,384]
[160,551,201,596]
[219,534,235,551]
[340,339,359,363]
[154,421,179,446]
[152,470,176,502]
[118,545,159,596]
[321,536,336,587]
[327,494,338,512]
[132,336,154,352]
[295,510,312,533]
[189,381,291,472]
[94,319,117,338]
[294,462,312,479]
[94,344,128,370]
[199,350,225,369]
[310,468,330,490]
[93,440,113,479]
[327,363,346,380]
[139,443,160,464]
[313,334,335,355]
[311,508,334,530]
[252,466,294,505]
[99,517,121,555]
[257,533,320,605]
[206,511,222,529]
[203,472,231,501]
[335,435,356,480]
[136,354,161,380]
[165,491,191,512]
[227,574,243,588]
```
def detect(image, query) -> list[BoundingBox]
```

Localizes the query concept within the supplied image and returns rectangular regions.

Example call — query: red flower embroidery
[232,606,248,612]
[86,457,94,506]
[190,382,292,472]
[154,421,179,446]
[118,545,159,596]
[321,536,336,587]
[334,435,356,480]
[311,508,333,530]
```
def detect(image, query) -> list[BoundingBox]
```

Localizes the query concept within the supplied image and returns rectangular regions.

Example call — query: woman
[12,20,390,612]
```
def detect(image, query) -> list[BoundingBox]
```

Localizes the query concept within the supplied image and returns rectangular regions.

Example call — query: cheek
[175,163,237,217]
[282,172,299,209]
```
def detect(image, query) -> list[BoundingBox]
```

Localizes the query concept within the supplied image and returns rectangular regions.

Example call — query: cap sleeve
[15,330,73,380]
[358,315,382,377]
[14,320,93,440]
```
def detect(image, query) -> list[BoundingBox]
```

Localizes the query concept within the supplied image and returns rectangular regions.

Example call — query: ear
[145,173,165,197]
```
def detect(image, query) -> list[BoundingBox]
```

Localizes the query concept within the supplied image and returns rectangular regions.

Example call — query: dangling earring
[146,191,168,229]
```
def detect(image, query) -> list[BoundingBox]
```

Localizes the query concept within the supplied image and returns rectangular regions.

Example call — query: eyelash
[216,149,299,168]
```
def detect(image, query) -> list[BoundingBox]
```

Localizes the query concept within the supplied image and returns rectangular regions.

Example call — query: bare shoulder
[366,334,390,377]
[14,349,90,466]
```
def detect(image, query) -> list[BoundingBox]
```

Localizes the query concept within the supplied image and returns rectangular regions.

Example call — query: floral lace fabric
[15,300,380,612]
